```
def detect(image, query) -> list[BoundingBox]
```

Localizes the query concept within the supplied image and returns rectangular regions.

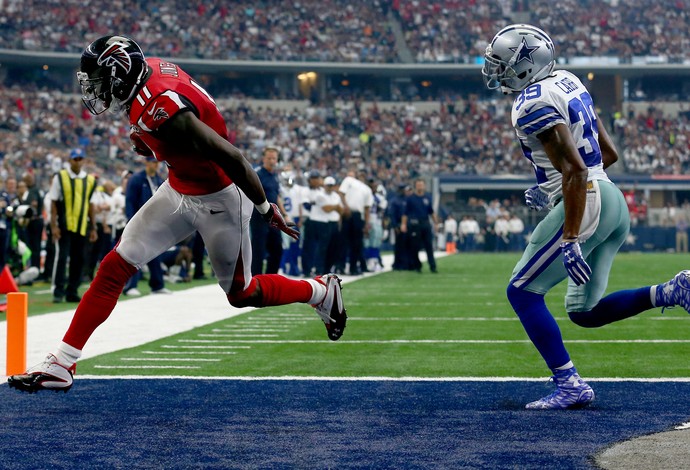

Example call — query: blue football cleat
[526,367,594,410]
[655,270,690,314]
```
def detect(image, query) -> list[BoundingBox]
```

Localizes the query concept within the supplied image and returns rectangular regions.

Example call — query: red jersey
[128,58,233,195]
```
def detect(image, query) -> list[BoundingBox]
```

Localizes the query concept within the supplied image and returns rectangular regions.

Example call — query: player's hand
[263,203,299,240]
[560,240,591,286]
[524,185,549,211]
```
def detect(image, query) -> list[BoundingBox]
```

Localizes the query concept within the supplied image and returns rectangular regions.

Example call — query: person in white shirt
[459,215,481,252]
[494,213,510,252]
[280,174,305,276]
[108,171,130,248]
[310,176,345,275]
[84,180,115,280]
[338,170,373,275]
[508,213,526,251]
[300,170,323,277]
[443,214,458,254]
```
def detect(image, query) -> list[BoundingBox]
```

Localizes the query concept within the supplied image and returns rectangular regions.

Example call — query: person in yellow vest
[47,148,98,303]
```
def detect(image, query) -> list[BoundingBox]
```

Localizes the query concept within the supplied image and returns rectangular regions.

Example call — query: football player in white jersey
[483,24,690,410]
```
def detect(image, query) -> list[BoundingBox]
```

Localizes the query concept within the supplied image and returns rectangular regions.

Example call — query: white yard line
[70,375,690,382]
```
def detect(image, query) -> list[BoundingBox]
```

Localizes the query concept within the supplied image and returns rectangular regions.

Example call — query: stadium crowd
[0,0,398,63]
[400,0,690,63]
[2,0,690,63]
[1,85,689,198]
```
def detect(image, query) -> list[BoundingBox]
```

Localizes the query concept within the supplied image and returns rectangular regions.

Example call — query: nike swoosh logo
[210,209,225,215]
[524,104,536,114]
[147,104,158,116]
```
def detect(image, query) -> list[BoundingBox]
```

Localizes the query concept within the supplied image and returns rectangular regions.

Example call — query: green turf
[75,252,690,378]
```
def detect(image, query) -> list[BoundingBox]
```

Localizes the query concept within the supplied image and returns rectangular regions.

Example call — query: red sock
[254,274,313,307]
[62,250,138,350]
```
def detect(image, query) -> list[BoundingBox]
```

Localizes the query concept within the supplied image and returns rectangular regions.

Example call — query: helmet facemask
[77,69,113,115]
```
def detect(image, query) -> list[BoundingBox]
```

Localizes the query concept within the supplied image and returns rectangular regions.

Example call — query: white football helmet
[482,24,555,94]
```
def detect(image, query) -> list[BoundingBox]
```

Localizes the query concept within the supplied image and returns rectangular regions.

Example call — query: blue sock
[506,285,570,370]
[568,287,653,327]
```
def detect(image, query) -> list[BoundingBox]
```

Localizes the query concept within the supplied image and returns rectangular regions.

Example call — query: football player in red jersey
[8,35,347,394]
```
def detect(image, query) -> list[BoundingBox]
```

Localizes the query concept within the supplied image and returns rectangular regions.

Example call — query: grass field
[73,252,690,379]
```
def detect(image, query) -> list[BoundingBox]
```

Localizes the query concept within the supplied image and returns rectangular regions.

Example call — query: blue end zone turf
[2,379,688,469]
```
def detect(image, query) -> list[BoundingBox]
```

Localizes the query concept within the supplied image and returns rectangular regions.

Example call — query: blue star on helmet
[509,37,539,64]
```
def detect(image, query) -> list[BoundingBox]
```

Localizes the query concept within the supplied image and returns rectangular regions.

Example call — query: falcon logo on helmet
[97,42,132,74]
[78,35,147,115]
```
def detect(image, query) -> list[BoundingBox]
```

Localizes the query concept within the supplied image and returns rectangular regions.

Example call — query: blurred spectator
[339,169,373,275]
[48,148,98,303]
[389,184,412,270]
[309,176,345,275]
[280,172,307,276]
[20,172,44,271]
[675,201,689,253]
[250,147,286,275]
[401,178,438,273]
[443,213,458,254]
[123,157,171,296]
[300,171,323,278]
[494,212,510,252]
[84,179,116,281]
[508,212,525,252]
[459,215,480,252]
[365,178,387,271]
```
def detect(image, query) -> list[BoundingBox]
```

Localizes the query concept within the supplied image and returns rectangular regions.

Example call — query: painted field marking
[168,339,690,344]
[75,375,690,382]
[121,357,221,362]
[142,351,237,355]
[93,365,200,369]
[162,345,251,349]
[212,328,285,332]
[335,316,689,321]
[197,334,280,338]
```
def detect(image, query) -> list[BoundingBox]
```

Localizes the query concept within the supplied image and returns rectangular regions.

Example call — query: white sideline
[1,253,433,374]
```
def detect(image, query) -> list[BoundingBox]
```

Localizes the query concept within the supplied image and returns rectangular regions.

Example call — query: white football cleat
[7,353,76,394]
[312,274,347,341]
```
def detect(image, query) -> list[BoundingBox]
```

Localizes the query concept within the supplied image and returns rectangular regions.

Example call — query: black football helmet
[77,35,147,115]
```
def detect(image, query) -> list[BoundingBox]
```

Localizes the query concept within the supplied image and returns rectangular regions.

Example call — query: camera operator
[21,173,45,273]
[5,200,40,286]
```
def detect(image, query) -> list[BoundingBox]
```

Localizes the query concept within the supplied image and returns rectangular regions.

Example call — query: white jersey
[283,184,307,220]
[511,70,610,205]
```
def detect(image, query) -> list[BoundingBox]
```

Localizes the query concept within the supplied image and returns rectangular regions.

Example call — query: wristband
[561,237,578,243]
[255,200,270,215]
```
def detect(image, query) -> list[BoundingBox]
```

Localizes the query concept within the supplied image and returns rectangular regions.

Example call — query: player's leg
[7,182,196,393]
[565,181,682,326]
[506,204,593,409]
[197,185,346,341]
[62,181,195,348]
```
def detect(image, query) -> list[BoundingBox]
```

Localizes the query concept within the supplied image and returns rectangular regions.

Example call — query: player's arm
[594,112,619,169]
[157,111,298,238]
[537,123,587,241]
[157,111,266,205]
